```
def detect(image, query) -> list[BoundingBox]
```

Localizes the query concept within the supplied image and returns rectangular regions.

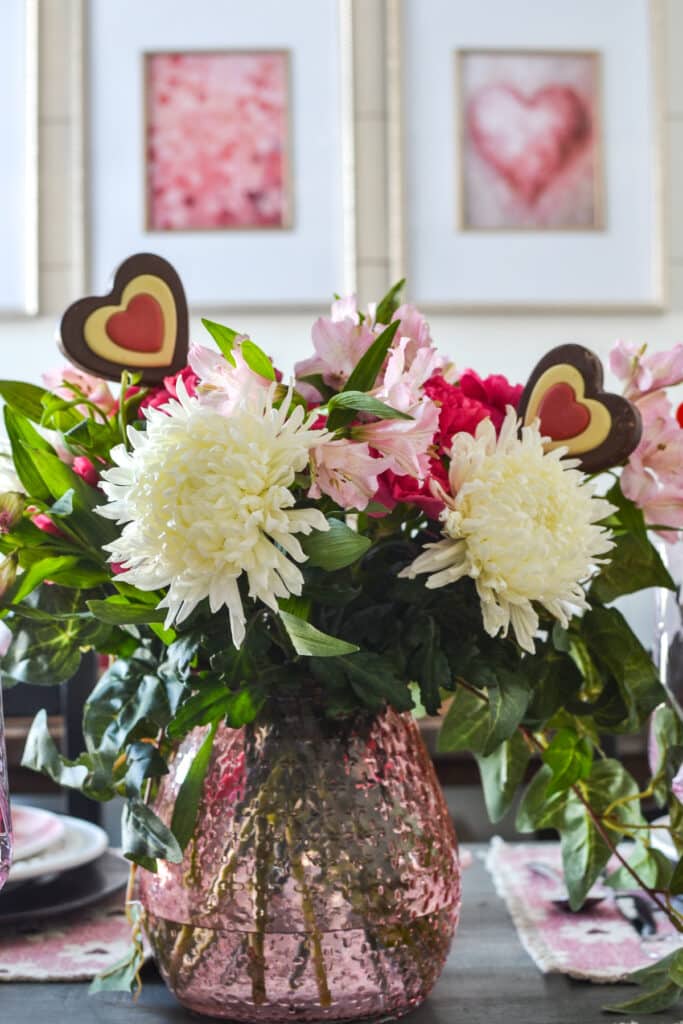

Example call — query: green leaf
[326,390,411,432]
[201,318,238,363]
[542,728,592,797]
[171,723,216,850]
[167,682,234,739]
[300,518,371,571]
[582,606,664,728]
[590,531,675,603]
[476,732,530,823]
[240,338,276,381]
[4,406,52,502]
[339,651,414,712]
[0,380,49,422]
[437,685,491,755]
[23,447,115,549]
[405,613,450,715]
[344,320,401,393]
[484,671,530,754]
[604,980,681,1014]
[670,854,683,895]
[8,555,80,603]
[279,610,359,657]
[122,741,168,798]
[89,940,146,995]
[21,709,89,788]
[87,597,167,625]
[374,279,405,325]
[121,798,183,866]
[516,764,570,832]
[605,840,673,891]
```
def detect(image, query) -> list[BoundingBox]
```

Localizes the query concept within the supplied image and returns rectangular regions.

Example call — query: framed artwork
[387,0,664,311]
[144,50,292,232]
[0,0,37,315]
[86,0,354,309]
[458,49,603,232]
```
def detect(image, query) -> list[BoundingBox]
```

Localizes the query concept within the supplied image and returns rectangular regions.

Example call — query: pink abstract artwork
[145,51,290,231]
[459,51,602,230]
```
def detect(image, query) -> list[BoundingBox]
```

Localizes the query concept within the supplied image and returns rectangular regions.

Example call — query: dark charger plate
[0,851,129,926]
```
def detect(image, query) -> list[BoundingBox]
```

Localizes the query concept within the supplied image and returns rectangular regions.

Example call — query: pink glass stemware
[0,685,12,890]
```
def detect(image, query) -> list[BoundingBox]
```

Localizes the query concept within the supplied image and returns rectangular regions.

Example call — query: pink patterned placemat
[0,892,137,982]
[486,837,683,983]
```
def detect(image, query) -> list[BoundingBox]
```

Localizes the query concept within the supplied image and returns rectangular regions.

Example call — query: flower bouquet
[2,257,683,1018]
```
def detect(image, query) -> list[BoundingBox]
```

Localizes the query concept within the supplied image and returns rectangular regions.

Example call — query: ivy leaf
[590,531,674,603]
[582,606,664,728]
[516,764,570,832]
[484,671,530,754]
[340,651,414,712]
[89,937,146,995]
[240,339,276,381]
[374,279,405,324]
[476,732,530,823]
[201,318,238,364]
[437,685,491,755]
[168,682,244,738]
[326,391,411,432]
[300,518,371,571]
[279,610,359,657]
[605,840,673,892]
[604,980,681,1014]
[171,723,216,850]
[21,709,89,788]
[405,613,450,715]
[542,728,592,797]
[121,798,183,867]
[123,741,168,798]
[344,320,400,393]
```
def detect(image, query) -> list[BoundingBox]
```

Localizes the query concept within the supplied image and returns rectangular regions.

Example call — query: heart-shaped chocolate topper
[517,344,642,473]
[59,253,188,384]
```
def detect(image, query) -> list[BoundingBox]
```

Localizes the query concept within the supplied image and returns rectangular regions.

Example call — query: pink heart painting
[467,84,592,205]
[459,50,601,230]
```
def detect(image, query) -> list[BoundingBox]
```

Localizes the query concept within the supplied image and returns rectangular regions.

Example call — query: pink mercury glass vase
[139,700,461,1022]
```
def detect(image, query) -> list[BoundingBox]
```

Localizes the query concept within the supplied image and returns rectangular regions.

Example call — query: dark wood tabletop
[2,847,679,1024]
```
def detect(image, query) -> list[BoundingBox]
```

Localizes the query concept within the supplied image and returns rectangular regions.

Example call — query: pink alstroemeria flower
[621,391,683,539]
[610,340,683,399]
[309,440,387,511]
[42,366,116,416]
[376,338,444,414]
[295,296,377,401]
[353,400,439,479]
[189,342,272,415]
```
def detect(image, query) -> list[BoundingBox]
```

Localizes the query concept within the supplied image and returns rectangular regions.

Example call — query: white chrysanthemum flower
[98,382,329,647]
[399,409,615,653]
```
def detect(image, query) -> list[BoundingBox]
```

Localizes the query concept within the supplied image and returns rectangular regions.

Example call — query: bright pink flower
[295,310,376,401]
[42,366,116,416]
[32,513,65,539]
[309,440,387,511]
[72,456,99,488]
[423,370,523,453]
[374,458,449,520]
[610,340,683,399]
[353,400,439,479]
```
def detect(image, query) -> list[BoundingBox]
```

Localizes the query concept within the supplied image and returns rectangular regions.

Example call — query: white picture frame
[387,0,665,312]
[0,0,38,316]
[84,0,355,311]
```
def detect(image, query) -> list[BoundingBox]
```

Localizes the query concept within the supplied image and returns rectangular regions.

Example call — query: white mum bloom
[98,382,329,647]
[399,409,615,653]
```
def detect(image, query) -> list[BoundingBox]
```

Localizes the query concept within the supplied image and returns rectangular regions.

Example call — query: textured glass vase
[139,702,461,1022]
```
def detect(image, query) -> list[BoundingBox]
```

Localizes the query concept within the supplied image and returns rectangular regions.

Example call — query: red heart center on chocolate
[467,84,591,204]
[537,382,591,440]
[105,293,164,353]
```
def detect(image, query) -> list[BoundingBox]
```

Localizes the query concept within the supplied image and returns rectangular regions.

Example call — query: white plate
[6,814,108,886]
[10,804,65,863]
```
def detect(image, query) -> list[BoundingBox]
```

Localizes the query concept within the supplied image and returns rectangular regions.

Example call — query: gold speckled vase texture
[139,703,461,1022]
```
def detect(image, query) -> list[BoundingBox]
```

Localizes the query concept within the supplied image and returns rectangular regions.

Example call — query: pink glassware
[139,703,461,1022]
[0,685,12,890]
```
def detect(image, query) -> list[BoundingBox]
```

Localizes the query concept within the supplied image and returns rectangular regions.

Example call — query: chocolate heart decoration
[59,253,188,384]
[517,344,642,473]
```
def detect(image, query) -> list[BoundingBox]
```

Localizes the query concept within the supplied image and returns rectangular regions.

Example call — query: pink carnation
[374,458,449,520]
[138,366,199,414]
[424,371,523,454]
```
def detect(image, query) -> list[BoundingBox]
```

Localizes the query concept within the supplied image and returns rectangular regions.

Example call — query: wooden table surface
[2,847,680,1024]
